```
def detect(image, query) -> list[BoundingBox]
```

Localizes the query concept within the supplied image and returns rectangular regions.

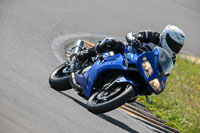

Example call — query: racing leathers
[76,30,176,64]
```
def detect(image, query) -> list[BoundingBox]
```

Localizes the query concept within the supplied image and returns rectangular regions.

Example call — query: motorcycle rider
[76,25,186,65]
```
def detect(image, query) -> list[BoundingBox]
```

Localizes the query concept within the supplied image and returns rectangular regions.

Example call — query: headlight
[149,78,161,92]
[142,57,153,78]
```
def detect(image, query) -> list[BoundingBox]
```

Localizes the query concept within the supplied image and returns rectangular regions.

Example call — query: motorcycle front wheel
[87,83,135,114]
[49,63,72,91]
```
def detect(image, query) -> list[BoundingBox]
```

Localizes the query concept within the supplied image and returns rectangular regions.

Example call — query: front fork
[115,76,138,98]
[115,76,151,104]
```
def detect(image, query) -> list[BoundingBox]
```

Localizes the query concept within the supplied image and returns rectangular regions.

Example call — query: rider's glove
[126,33,143,48]
[131,37,141,46]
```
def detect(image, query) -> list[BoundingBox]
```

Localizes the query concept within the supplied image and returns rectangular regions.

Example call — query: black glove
[131,37,141,46]
[126,33,143,47]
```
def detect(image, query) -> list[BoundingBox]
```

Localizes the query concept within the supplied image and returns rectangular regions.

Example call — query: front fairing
[136,50,160,81]
[75,53,128,97]
[136,47,173,95]
[75,46,172,97]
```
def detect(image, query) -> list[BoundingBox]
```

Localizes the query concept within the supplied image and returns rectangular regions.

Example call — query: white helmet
[160,25,186,57]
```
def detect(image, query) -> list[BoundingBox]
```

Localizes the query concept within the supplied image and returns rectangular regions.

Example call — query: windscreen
[156,47,173,74]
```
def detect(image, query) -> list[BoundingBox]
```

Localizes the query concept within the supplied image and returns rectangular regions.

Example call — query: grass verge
[137,55,200,133]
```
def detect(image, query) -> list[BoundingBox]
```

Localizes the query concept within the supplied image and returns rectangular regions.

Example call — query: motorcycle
[49,40,173,114]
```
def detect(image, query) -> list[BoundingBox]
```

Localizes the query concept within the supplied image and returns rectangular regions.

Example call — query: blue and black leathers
[76,30,176,64]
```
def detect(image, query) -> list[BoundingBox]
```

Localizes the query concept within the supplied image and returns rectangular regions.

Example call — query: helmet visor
[166,33,183,54]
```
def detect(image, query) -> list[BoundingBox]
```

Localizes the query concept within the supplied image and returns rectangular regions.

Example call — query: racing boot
[76,47,97,62]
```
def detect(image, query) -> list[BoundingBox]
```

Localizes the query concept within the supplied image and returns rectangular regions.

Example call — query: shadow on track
[98,114,139,133]
[60,92,87,108]
[60,92,139,133]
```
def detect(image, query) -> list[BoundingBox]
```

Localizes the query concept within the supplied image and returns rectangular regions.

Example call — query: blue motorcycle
[49,40,173,114]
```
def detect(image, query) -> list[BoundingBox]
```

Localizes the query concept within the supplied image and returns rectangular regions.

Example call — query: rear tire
[87,83,135,114]
[49,63,72,91]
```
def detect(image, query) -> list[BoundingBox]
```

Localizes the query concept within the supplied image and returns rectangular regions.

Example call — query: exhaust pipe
[70,40,85,59]
[69,56,82,92]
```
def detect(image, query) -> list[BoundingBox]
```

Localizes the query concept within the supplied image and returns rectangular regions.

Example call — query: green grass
[137,56,200,133]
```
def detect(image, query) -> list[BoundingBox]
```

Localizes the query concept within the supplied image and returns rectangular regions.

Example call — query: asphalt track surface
[0,0,199,133]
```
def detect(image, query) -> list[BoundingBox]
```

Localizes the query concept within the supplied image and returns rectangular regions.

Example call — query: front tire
[49,63,72,91]
[87,83,135,114]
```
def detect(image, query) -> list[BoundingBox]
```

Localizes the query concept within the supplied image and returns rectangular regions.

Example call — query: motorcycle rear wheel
[87,83,135,114]
[49,63,72,91]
